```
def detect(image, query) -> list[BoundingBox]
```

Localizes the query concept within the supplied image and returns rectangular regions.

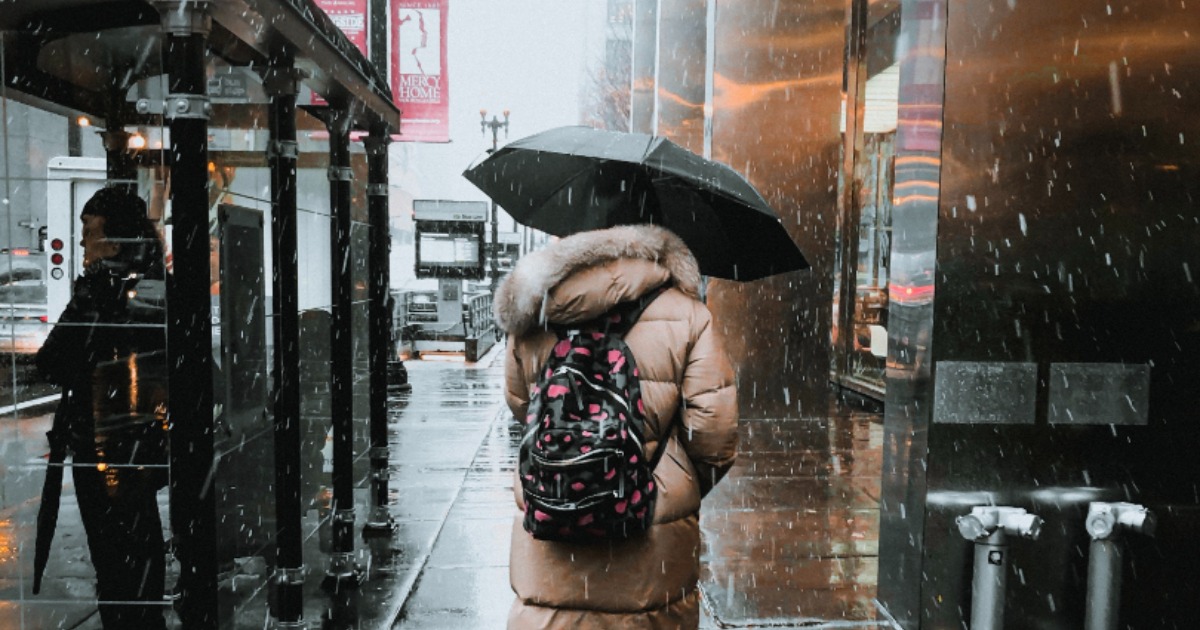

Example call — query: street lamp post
[480,108,509,293]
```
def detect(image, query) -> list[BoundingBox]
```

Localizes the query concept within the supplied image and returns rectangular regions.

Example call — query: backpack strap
[550,283,670,339]
[620,284,668,332]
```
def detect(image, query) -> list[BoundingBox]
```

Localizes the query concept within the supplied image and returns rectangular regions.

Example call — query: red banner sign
[318,0,369,54]
[391,0,450,143]
[312,0,369,106]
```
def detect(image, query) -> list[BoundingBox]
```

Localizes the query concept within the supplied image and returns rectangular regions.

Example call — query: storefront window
[832,0,900,397]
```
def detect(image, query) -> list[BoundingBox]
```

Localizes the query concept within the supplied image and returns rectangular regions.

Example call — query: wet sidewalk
[376,347,891,628]
[1,344,891,628]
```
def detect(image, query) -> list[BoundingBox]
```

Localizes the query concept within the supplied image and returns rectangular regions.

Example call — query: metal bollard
[1084,502,1156,630]
[956,506,1043,630]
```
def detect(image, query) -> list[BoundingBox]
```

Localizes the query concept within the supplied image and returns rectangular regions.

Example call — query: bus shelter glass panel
[0,23,177,627]
[292,108,337,569]
[351,220,373,483]
[212,202,275,618]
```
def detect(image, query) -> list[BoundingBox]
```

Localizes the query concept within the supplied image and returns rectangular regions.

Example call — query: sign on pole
[391,0,450,143]
[413,200,484,279]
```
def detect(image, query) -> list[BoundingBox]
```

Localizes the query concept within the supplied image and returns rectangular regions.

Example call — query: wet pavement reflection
[701,411,885,627]
[376,349,889,628]
[2,344,889,628]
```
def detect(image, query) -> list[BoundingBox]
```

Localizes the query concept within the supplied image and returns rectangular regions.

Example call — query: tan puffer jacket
[494,224,738,629]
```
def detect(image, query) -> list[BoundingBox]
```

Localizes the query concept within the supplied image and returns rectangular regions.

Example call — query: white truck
[44,157,108,321]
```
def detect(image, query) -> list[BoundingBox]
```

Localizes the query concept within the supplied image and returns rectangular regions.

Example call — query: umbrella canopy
[462,126,809,281]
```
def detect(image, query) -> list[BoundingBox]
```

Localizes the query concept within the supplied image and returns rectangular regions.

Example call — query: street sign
[413,200,486,279]
[413,199,487,222]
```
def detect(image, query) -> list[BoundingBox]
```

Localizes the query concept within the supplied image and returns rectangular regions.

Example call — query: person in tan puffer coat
[494,223,739,629]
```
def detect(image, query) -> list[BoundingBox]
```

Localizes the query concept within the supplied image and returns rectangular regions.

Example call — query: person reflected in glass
[36,187,169,629]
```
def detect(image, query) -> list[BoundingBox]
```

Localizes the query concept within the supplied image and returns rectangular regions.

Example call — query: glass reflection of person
[36,187,169,630]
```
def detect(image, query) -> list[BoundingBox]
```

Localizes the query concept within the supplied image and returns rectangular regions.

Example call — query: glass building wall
[636,0,1200,627]
[704,0,845,418]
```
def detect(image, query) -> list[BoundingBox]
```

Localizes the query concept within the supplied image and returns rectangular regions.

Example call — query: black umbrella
[33,393,69,595]
[462,126,809,281]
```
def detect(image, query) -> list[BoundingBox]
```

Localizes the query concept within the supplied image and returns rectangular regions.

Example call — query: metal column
[156,1,217,626]
[324,108,360,587]
[1085,502,1156,630]
[363,128,395,534]
[264,58,308,628]
[956,506,1043,630]
[369,0,388,72]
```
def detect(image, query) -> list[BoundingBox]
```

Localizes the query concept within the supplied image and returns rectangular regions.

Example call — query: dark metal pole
[369,0,388,72]
[68,116,83,157]
[100,128,136,191]
[364,128,395,534]
[156,1,217,626]
[488,130,498,294]
[100,95,136,193]
[490,198,499,291]
[479,111,508,293]
[263,57,307,628]
[102,88,137,188]
[324,107,359,587]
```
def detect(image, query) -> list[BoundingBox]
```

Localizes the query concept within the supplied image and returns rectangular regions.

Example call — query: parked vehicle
[0,250,49,355]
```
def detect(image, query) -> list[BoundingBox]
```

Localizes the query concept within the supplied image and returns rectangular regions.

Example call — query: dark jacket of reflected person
[36,187,169,630]
[496,223,739,629]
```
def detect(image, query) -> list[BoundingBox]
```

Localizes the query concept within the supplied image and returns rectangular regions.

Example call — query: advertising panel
[392,0,450,142]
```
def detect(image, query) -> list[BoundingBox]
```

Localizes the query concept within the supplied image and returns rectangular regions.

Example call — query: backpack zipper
[554,365,632,414]
[530,448,623,468]
[526,488,623,511]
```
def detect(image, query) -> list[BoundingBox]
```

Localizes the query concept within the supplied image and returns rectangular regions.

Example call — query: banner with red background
[312,0,369,106]
[391,0,450,143]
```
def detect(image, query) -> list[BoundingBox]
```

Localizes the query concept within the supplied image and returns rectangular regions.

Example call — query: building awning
[0,0,399,133]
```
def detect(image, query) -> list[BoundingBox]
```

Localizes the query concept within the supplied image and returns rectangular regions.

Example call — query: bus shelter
[0,0,400,626]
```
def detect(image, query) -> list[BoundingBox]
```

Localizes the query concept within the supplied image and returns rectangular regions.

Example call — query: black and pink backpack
[518,286,674,543]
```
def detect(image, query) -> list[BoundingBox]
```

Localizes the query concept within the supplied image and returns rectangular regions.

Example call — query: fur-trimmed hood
[494,224,702,336]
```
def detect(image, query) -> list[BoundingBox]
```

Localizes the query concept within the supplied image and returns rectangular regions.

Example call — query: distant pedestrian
[36,187,169,629]
[495,217,739,628]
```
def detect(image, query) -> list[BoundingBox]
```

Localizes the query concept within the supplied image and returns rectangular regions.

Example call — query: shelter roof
[0,0,399,132]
